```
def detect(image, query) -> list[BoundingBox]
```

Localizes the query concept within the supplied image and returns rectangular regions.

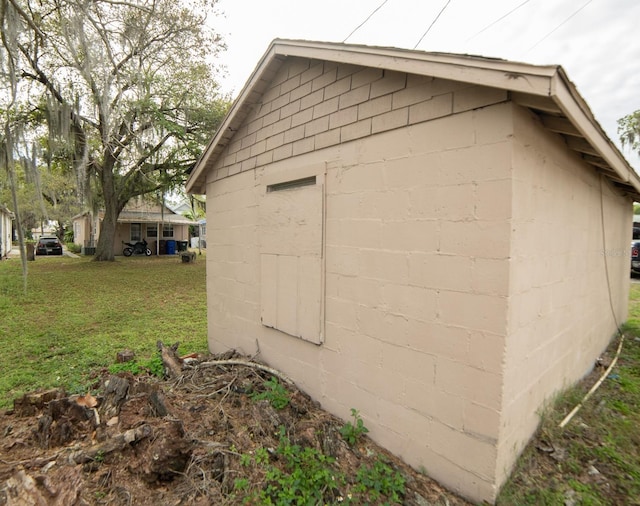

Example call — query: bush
[66,242,82,254]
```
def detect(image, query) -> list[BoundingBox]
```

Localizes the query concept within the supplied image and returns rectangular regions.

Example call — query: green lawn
[2,252,640,504]
[0,253,208,408]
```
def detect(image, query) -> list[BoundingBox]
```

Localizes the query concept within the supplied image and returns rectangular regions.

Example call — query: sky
[210,0,640,169]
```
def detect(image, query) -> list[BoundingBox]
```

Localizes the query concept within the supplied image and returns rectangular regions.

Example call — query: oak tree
[1,0,228,260]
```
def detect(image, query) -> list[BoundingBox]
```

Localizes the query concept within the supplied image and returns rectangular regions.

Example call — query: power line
[466,0,532,43]
[413,0,452,50]
[343,0,390,43]
[527,0,594,52]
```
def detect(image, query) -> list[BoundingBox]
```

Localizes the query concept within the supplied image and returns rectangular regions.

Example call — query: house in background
[73,197,197,255]
[164,198,207,249]
[0,205,14,259]
[186,40,639,503]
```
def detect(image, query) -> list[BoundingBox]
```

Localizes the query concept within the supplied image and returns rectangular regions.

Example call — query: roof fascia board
[187,39,640,198]
[550,71,639,193]
[186,40,557,194]
[273,40,554,96]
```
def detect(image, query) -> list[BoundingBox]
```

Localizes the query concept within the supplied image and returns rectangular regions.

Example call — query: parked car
[36,236,63,256]
[632,240,640,276]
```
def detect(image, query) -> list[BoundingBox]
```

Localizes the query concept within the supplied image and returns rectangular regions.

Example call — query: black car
[36,236,63,256]
[632,240,640,276]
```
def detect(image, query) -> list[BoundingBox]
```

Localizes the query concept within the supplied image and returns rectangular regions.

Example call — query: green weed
[340,408,369,446]
[498,322,640,505]
[235,426,406,505]
[108,355,164,378]
[353,454,405,504]
[238,426,342,504]
[250,377,290,410]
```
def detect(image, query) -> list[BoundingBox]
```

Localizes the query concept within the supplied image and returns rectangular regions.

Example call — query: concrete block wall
[496,106,632,485]
[203,58,632,503]
[209,57,508,182]
[206,96,516,502]
[320,106,512,502]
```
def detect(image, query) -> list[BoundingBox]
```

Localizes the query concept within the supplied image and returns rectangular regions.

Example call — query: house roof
[0,205,14,218]
[73,210,197,225]
[116,211,197,225]
[186,39,640,200]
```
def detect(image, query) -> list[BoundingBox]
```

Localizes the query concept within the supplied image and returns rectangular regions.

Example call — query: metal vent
[267,176,316,192]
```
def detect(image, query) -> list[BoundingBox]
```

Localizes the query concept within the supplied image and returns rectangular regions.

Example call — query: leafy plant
[241,426,343,504]
[250,377,290,410]
[233,477,249,491]
[108,355,164,378]
[66,242,82,254]
[354,454,406,504]
[340,408,369,446]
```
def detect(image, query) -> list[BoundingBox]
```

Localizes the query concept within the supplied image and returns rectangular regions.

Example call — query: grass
[0,252,208,408]
[2,252,640,504]
[497,282,640,505]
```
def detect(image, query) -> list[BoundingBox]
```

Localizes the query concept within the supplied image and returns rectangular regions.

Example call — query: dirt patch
[0,350,471,505]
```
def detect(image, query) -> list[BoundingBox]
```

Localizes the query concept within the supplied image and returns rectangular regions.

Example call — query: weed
[238,426,343,504]
[235,424,404,503]
[108,355,164,378]
[262,434,341,504]
[567,479,604,506]
[353,454,405,504]
[340,408,369,446]
[250,377,290,410]
[233,477,249,491]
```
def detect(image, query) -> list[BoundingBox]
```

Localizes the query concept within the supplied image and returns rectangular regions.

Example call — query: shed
[186,39,640,503]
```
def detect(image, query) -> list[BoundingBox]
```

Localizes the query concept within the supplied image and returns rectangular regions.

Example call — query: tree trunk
[94,206,117,261]
[93,164,123,261]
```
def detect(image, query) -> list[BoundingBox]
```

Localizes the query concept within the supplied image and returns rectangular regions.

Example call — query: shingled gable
[186,38,640,199]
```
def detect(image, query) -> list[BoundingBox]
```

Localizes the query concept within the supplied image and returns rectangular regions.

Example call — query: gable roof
[73,206,197,225]
[115,211,197,225]
[186,39,640,199]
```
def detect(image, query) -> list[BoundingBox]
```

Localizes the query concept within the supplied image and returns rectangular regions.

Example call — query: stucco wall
[72,215,92,247]
[496,106,632,485]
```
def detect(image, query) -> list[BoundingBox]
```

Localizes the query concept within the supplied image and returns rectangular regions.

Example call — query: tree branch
[197,360,295,385]
[6,0,45,38]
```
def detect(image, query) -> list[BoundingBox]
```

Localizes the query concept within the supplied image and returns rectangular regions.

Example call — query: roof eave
[549,70,640,199]
[186,39,640,201]
[185,40,559,195]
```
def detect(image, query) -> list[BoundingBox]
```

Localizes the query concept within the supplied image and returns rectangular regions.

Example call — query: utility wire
[343,0,390,43]
[466,0,532,42]
[413,0,452,49]
[527,0,594,52]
